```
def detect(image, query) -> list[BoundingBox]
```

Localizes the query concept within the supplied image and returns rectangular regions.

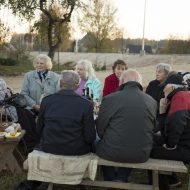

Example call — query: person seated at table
[146,63,171,105]
[37,70,96,155]
[96,69,157,183]
[151,73,190,189]
[103,59,127,97]
[75,59,102,102]
[15,71,96,190]
[0,78,18,123]
[19,54,60,152]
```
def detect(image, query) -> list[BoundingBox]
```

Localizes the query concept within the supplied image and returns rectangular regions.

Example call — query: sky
[111,0,190,40]
[1,0,190,40]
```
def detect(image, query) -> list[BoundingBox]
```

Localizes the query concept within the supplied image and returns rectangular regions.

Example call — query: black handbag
[3,93,27,108]
[9,93,27,108]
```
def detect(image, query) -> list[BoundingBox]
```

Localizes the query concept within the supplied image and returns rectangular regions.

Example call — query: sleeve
[92,78,102,101]
[52,72,60,92]
[103,77,109,97]
[96,97,112,138]
[56,77,60,92]
[20,73,36,108]
[165,94,188,148]
[83,103,96,143]
[36,99,46,138]
[145,82,152,94]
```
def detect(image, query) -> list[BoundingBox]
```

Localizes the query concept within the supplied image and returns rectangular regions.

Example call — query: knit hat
[160,74,185,87]
[178,72,190,90]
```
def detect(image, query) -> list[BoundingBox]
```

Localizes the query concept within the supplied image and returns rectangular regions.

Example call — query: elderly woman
[146,63,172,104]
[21,54,60,112]
[75,59,101,101]
[20,54,59,152]
[0,78,18,122]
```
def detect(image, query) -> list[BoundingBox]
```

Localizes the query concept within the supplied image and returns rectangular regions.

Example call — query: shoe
[168,174,181,188]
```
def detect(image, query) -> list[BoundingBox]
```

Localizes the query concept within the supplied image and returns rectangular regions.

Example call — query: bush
[52,61,75,72]
[0,58,19,66]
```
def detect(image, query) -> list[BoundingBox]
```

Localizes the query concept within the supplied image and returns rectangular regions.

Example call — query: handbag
[2,87,27,108]
[4,93,27,108]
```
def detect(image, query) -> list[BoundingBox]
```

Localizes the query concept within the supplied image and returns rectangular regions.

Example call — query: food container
[0,132,6,139]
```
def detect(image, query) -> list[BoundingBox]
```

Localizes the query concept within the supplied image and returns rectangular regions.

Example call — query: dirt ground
[3,61,189,92]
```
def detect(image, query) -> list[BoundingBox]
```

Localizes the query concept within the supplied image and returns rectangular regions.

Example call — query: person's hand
[159,98,169,114]
[32,104,40,111]
[93,101,100,115]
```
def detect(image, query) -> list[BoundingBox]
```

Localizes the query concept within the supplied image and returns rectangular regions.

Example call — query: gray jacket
[21,70,60,109]
[96,81,157,163]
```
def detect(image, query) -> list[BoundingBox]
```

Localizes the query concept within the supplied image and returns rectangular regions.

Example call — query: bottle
[82,88,86,97]
[86,87,91,100]
[91,93,94,101]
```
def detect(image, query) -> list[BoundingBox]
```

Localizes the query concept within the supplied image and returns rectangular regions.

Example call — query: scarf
[37,70,48,82]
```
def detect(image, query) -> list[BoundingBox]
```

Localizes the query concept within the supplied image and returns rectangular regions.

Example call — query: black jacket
[37,90,96,155]
[96,81,157,163]
[146,79,164,105]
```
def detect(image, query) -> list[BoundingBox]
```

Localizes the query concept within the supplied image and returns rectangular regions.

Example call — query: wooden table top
[0,130,25,143]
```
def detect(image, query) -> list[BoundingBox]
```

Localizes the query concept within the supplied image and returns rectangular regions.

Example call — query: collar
[35,70,51,79]
[117,81,143,91]
[57,89,80,96]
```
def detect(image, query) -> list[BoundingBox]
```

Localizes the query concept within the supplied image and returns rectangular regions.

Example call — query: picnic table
[0,130,25,173]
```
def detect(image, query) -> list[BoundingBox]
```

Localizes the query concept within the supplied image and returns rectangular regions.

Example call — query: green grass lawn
[0,61,74,76]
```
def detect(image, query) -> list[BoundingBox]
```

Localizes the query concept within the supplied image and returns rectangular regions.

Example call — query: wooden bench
[46,158,187,190]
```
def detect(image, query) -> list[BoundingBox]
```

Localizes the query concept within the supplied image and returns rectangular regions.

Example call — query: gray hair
[120,69,142,85]
[75,59,96,79]
[156,63,171,74]
[33,54,53,70]
[60,70,80,90]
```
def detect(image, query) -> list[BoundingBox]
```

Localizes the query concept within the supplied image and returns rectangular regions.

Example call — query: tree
[33,5,72,53]
[78,0,119,52]
[0,20,11,47]
[0,0,82,60]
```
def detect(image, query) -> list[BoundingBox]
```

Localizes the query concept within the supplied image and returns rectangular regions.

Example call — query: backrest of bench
[98,158,187,173]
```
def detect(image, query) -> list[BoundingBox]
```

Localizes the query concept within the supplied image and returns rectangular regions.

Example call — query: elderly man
[15,70,95,190]
[96,69,157,182]
[37,70,96,155]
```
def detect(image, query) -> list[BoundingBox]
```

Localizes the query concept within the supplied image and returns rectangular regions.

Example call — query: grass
[0,61,75,76]
[1,166,189,190]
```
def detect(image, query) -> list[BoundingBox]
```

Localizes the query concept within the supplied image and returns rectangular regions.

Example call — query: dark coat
[37,90,96,155]
[103,73,119,97]
[96,81,157,163]
[146,79,164,104]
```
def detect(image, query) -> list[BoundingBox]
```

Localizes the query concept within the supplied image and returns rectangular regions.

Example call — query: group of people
[1,54,190,190]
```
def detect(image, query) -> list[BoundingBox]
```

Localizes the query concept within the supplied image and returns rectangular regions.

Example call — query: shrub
[0,58,19,66]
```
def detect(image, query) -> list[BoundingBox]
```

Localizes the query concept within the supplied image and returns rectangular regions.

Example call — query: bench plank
[98,158,187,173]
[81,180,152,190]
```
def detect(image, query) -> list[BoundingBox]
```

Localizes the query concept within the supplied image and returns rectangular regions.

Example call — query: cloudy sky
[1,0,190,40]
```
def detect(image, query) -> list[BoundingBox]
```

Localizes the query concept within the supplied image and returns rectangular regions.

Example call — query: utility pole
[140,0,147,56]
